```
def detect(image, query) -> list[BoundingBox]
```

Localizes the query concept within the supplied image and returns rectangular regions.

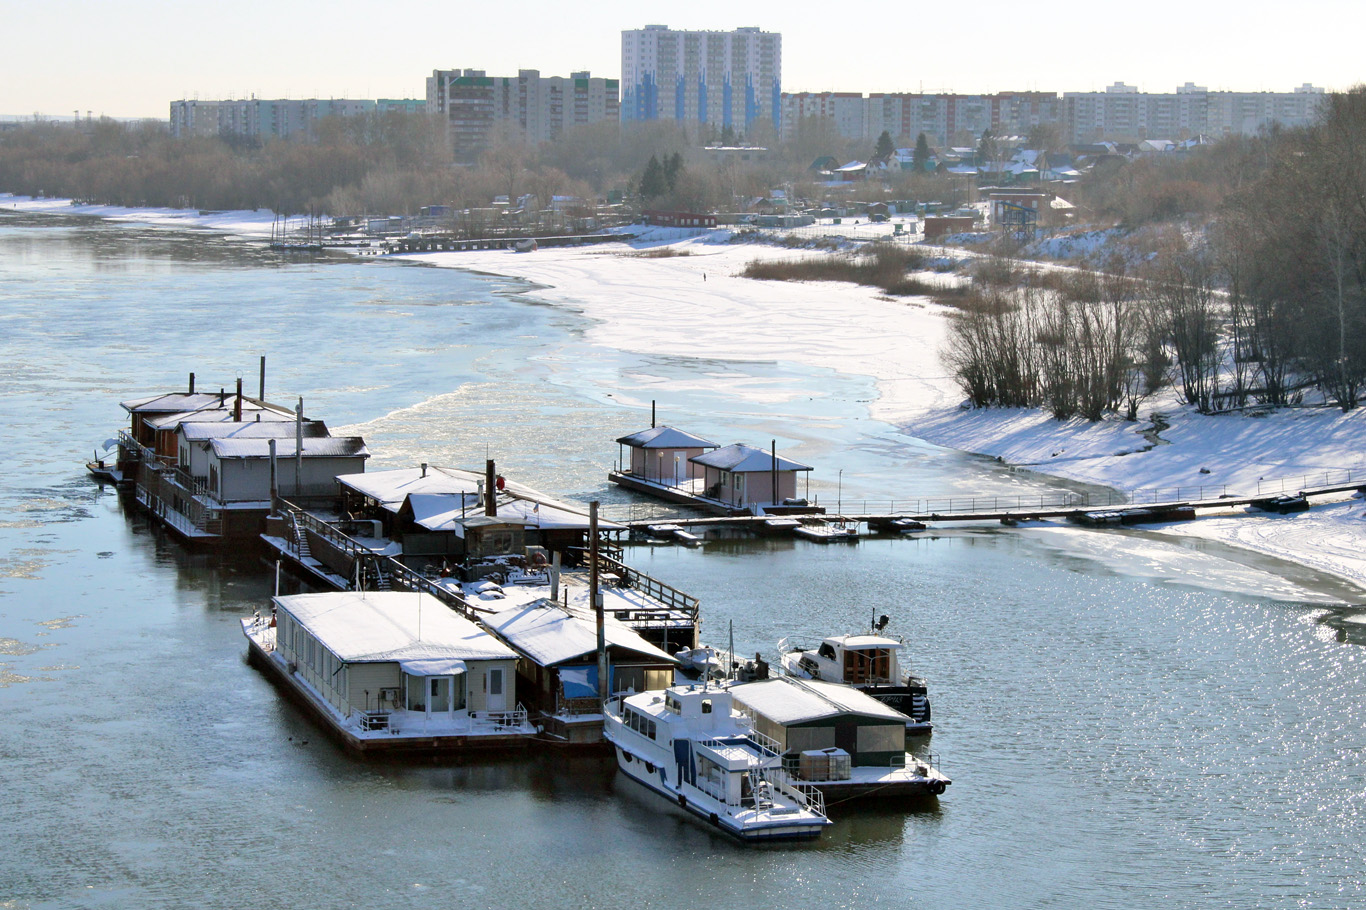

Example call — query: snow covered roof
[615,425,718,449]
[405,491,620,534]
[690,443,813,473]
[483,601,676,667]
[830,634,904,650]
[337,466,622,528]
[731,676,907,725]
[122,392,236,414]
[180,420,329,441]
[209,437,368,459]
[146,407,300,431]
[273,591,518,663]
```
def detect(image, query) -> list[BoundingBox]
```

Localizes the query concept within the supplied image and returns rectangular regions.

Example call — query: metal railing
[593,552,700,618]
[277,501,476,619]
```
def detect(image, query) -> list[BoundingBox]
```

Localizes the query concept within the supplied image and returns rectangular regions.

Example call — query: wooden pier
[608,477,1365,538]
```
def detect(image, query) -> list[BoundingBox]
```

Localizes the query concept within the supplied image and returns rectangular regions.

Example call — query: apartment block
[426,68,619,158]
[169,97,421,141]
[621,25,781,140]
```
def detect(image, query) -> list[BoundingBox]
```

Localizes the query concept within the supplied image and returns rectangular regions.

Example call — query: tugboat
[603,684,830,841]
[778,615,933,734]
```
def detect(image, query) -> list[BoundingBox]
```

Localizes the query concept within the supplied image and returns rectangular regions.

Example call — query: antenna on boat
[728,620,735,682]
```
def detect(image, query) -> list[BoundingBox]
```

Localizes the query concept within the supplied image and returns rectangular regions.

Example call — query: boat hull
[612,745,826,841]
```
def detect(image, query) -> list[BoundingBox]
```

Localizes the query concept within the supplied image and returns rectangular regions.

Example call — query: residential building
[1062,82,1326,143]
[169,97,424,141]
[425,68,619,159]
[621,25,781,141]
[779,83,1326,147]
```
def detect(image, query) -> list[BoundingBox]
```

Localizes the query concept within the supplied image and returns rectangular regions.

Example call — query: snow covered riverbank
[8,194,1363,594]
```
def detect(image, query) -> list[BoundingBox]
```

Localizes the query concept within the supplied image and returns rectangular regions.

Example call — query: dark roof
[615,426,718,449]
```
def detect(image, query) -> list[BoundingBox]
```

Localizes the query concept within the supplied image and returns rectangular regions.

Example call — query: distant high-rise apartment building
[621,25,781,141]
[169,98,420,141]
[1063,81,1326,143]
[425,69,619,159]
[779,83,1326,148]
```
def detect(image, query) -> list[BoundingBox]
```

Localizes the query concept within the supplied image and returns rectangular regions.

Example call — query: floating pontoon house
[690,443,813,513]
[730,676,950,798]
[613,426,718,487]
[243,590,534,752]
[482,598,677,743]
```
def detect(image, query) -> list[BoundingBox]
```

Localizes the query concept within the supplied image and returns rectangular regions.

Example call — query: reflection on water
[2,215,1366,908]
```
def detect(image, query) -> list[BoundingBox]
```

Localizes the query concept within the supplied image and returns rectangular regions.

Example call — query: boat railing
[277,500,477,619]
[476,704,530,731]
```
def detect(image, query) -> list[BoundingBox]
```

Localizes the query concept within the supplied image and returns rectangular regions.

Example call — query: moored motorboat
[603,684,830,841]
[779,619,932,733]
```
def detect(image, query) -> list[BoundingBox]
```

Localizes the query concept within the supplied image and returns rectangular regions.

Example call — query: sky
[2,0,1363,120]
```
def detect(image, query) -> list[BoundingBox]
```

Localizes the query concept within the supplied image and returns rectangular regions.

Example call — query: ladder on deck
[291,512,312,561]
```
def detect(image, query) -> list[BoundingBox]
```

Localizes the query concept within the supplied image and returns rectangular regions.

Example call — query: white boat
[779,624,932,734]
[793,520,859,542]
[603,684,831,841]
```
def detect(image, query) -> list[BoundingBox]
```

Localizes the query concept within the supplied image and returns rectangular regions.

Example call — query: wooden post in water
[258,355,266,401]
[268,438,278,508]
[651,400,656,429]
[295,397,303,496]
[591,501,607,704]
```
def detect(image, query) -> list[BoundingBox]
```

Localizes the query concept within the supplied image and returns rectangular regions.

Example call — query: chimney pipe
[651,400,656,428]
[188,372,195,394]
[234,378,243,422]
[421,462,428,478]
[485,460,497,517]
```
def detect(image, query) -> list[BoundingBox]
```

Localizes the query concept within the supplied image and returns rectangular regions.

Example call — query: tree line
[944,87,1366,417]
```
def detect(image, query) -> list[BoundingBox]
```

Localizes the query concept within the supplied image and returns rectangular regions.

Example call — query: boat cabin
[798,634,904,685]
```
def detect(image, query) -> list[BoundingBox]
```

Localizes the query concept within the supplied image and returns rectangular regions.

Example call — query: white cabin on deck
[271,591,523,724]
[614,426,718,486]
[689,443,813,513]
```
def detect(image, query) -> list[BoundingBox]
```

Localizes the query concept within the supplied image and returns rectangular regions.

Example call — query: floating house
[614,426,717,487]
[104,372,366,543]
[481,598,678,743]
[730,676,950,798]
[243,590,534,752]
[333,462,623,572]
[690,443,813,513]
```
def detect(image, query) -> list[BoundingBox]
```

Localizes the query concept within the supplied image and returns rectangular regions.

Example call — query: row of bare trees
[946,86,1366,418]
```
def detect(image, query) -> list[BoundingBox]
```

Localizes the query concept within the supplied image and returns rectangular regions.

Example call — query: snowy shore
[8,195,1363,593]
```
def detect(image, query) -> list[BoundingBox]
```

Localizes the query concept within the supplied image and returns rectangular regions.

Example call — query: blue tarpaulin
[560,665,598,698]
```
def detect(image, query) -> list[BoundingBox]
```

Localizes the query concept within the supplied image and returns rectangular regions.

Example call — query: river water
[2,213,1365,909]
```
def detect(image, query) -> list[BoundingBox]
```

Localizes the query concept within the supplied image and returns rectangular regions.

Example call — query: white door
[486,668,507,712]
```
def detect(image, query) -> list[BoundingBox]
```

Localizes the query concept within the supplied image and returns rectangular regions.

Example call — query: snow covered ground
[9,195,1363,593]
